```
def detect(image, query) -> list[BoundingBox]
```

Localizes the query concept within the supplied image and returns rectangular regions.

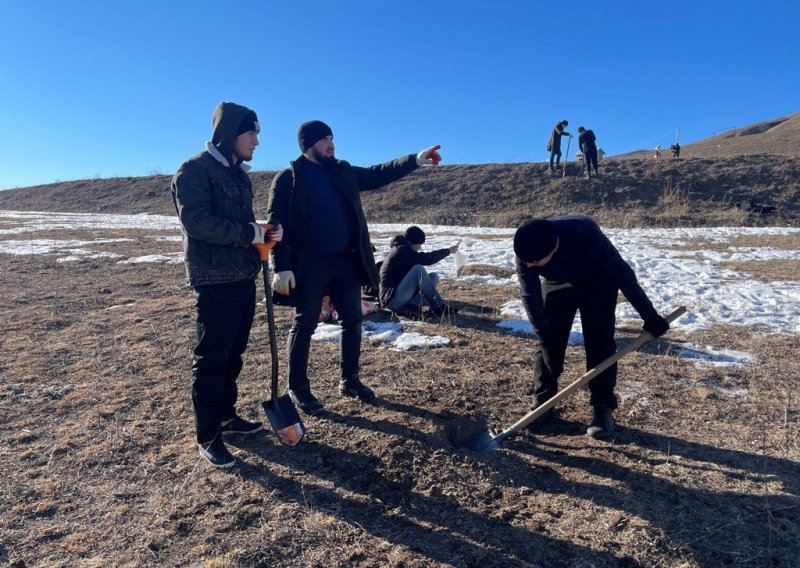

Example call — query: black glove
[643,314,670,338]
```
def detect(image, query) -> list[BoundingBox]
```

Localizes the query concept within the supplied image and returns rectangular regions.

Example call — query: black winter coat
[579,130,597,153]
[267,154,419,289]
[171,102,260,287]
[379,236,450,307]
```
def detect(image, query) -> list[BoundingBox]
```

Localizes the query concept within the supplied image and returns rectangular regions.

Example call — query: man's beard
[312,147,336,166]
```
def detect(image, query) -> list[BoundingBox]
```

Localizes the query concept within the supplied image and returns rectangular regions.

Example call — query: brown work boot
[586,406,614,439]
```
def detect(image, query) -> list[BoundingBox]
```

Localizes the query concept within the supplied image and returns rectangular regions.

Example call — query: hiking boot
[289,388,326,416]
[220,415,263,435]
[525,397,559,431]
[586,406,615,439]
[198,435,236,468]
[339,377,376,402]
[427,302,459,317]
[393,305,424,320]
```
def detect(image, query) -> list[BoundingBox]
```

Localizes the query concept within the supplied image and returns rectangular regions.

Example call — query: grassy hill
[617,112,800,161]
[1,155,798,228]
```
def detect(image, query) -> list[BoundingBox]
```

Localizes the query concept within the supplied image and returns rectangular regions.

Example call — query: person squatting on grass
[379,225,459,318]
[266,120,442,416]
[171,101,282,468]
[513,215,670,439]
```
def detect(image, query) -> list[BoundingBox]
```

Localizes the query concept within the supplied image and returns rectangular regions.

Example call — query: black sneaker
[220,415,263,435]
[198,435,236,468]
[289,388,326,416]
[393,305,424,320]
[586,406,615,439]
[525,406,558,431]
[427,302,459,317]
[339,377,376,402]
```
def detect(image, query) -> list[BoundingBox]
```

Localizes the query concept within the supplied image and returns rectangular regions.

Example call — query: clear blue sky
[1,0,798,189]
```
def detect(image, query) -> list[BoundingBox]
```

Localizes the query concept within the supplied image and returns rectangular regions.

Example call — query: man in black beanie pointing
[267,120,442,415]
[513,215,670,439]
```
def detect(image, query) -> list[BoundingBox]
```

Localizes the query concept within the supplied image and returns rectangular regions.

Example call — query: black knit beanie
[298,120,333,152]
[237,111,260,136]
[514,219,558,261]
[405,226,426,245]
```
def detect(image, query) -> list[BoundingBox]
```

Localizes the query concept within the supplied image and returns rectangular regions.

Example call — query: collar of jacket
[205,141,252,172]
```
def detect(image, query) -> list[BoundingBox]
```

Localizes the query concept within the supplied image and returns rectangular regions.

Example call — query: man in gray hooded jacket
[172,101,281,468]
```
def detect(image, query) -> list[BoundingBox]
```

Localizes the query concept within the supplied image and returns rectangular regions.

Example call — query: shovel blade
[465,430,504,452]
[263,396,305,447]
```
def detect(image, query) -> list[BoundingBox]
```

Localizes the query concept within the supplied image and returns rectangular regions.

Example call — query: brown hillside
[1,155,798,227]
[618,112,800,160]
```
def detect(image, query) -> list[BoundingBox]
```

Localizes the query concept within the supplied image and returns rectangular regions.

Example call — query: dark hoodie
[378,235,450,307]
[171,101,261,286]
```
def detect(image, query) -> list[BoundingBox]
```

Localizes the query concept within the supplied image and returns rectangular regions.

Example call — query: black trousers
[288,252,363,392]
[584,148,598,174]
[533,280,618,409]
[191,279,256,444]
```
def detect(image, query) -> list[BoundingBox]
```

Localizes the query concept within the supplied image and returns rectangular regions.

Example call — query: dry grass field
[1,219,798,567]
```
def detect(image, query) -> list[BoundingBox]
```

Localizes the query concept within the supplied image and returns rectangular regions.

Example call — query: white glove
[272,270,296,295]
[249,222,267,244]
[268,224,284,242]
[416,144,442,166]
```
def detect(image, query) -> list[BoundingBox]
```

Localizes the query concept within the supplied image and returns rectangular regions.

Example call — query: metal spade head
[263,396,305,447]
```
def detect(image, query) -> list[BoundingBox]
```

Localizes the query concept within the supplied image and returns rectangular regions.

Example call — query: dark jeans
[549,148,562,168]
[533,280,618,409]
[584,148,598,174]
[191,279,256,443]
[288,252,363,392]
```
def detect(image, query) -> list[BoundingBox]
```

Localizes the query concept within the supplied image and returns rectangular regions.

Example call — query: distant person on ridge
[513,216,670,439]
[171,102,283,468]
[547,120,572,172]
[266,120,442,416]
[577,126,599,179]
[654,144,661,159]
[671,143,681,158]
[379,225,459,319]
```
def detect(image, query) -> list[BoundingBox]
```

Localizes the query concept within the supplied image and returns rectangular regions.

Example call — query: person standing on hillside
[671,143,681,158]
[513,216,670,439]
[266,120,442,415]
[654,144,661,159]
[379,225,459,318]
[547,120,571,172]
[172,101,282,468]
[577,127,599,179]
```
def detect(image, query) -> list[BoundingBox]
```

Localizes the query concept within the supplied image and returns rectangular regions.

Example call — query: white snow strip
[119,253,184,264]
[312,320,450,351]
[674,344,756,367]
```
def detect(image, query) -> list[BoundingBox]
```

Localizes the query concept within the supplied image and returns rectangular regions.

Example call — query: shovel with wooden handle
[253,226,305,447]
[465,306,687,452]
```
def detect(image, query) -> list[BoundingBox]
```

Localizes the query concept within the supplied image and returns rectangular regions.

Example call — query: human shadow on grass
[475,427,800,566]
[239,440,625,568]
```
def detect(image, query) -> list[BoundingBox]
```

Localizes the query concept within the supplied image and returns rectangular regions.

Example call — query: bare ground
[1,226,798,567]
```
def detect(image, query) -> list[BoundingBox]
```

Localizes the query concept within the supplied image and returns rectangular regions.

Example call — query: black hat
[236,111,260,136]
[578,126,585,133]
[404,226,426,245]
[514,219,558,262]
[562,120,569,126]
[298,120,333,152]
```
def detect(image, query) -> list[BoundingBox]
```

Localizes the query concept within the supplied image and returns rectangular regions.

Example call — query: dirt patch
[720,259,800,282]
[674,233,800,252]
